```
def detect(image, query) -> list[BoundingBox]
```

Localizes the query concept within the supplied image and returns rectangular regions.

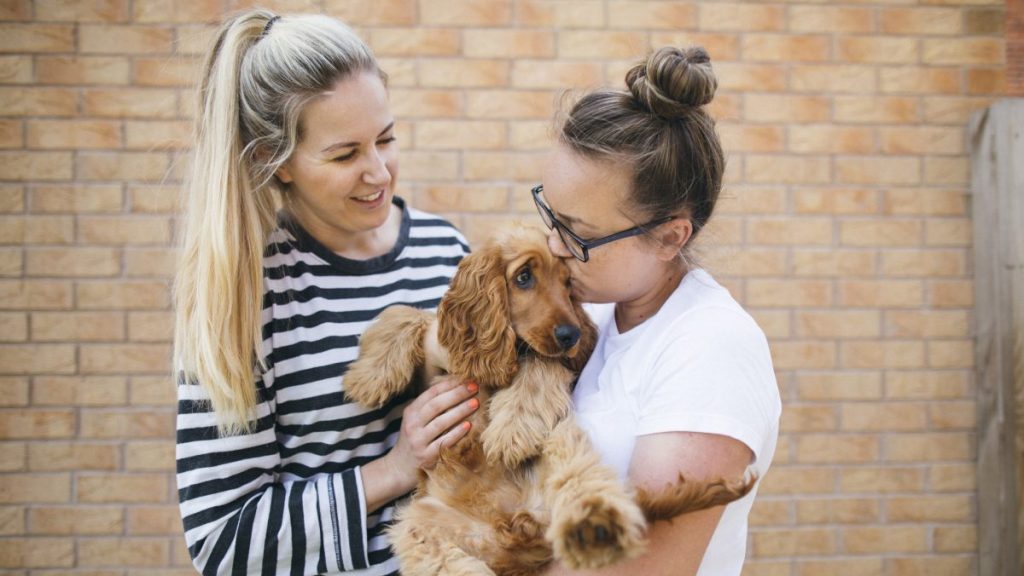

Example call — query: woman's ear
[275,163,293,184]
[655,218,693,262]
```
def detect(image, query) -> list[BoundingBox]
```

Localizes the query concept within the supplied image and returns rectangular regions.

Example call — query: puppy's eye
[515,267,534,288]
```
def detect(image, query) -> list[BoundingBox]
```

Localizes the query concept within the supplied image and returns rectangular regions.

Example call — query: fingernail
[466,382,478,393]
[468,398,479,410]
[462,421,472,431]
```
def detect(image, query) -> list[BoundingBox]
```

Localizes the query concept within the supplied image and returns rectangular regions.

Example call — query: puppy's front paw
[481,417,544,468]
[551,495,647,569]
[342,360,396,408]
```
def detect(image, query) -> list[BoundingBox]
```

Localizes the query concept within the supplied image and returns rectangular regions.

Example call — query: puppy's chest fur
[412,356,577,573]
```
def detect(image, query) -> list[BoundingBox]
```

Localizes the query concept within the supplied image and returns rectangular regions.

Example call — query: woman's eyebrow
[320,121,395,154]
[556,211,598,234]
[553,206,589,227]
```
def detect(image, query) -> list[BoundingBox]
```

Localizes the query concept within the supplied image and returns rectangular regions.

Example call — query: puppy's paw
[343,306,433,408]
[342,360,397,408]
[342,366,393,407]
[481,418,544,468]
[551,495,647,569]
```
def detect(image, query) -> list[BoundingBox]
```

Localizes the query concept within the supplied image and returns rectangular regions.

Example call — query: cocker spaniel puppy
[344,226,753,576]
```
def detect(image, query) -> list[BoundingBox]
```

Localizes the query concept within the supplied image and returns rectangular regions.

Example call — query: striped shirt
[176,198,469,575]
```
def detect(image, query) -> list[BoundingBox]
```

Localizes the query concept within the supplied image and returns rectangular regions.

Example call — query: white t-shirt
[573,268,781,576]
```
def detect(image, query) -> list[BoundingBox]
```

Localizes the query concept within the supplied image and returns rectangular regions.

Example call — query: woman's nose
[363,150,391,186]
[546,227,572,259]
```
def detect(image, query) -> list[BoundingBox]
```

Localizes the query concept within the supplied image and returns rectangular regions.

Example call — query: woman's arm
[544,431,752,576]
[177,376,477,575]
[177,381,344,575]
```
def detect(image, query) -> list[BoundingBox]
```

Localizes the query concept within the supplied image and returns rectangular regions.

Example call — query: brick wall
[0,0,1008,574]
[1009,0,1022,94]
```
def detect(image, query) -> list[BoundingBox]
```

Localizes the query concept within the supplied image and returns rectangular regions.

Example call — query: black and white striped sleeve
[176,381,376,576]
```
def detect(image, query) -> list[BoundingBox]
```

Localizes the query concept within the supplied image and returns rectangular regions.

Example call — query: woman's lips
[351,189,385,207]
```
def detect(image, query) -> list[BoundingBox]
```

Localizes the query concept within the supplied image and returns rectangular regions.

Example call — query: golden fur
[344,226,754,575]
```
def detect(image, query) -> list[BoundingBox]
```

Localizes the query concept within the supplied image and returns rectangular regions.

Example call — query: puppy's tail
[344,305,434,408]
[635,472,757,523]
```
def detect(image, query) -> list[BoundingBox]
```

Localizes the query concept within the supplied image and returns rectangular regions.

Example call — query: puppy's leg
[481,358,572,468]
[343,305,434,408]
[390,498,497,576]
[539,415,647,570]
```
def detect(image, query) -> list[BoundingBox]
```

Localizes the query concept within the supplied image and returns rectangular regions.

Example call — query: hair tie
[262,16,280,38]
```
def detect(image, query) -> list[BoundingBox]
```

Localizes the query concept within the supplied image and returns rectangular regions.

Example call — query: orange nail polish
[466,382,478,393]
[468,398,479,410]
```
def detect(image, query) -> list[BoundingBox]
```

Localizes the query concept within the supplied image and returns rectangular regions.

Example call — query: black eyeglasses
[531,185,675,263]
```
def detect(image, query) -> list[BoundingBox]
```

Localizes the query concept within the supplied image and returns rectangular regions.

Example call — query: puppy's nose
[554,324,581,350]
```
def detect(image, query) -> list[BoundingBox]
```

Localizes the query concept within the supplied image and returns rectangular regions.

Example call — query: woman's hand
[360,377,479,512]
[396,377,479,472]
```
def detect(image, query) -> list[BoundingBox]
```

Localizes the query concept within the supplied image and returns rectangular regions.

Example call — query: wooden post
[970,98,1024,576]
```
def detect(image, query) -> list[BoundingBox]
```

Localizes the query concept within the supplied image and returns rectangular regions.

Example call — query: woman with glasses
[536,47,781,576]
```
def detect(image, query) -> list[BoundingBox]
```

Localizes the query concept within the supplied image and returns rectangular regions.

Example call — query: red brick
[79,25,173,54]
[790,6,873,33]
[0,24,74,52]
[33,0,128,22]
[0,88,76,117]
[0,1,30,20]
[511,60,602,89]
[324,0,416,26]
[515,1,605,28]
[28,443,119,471]
[0,56,32,84]
[838,37,919,64]
[29,506,122,535]
[0,346,75,375]
[27,120,123,150]
[742,34,830,62]
[0,474,70,503]
[558,31,648,59]
[923,38,1004,65]
[0,537,73,567]
[370,28,460,57]
[38,56,129,86]
[791,65,876,94]
[880,8,963,35]
[421,0,510,25]
[420,59,508,88]
[80,410,173,439]
[132,0,220,23]
[78,537,170,566]
[0,152,72,181]
[0,281,72,310]
[463,29,555,58]
[607,2,695,30]
[700,3,784,31]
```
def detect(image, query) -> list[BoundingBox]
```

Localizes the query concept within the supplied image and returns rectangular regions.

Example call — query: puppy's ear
[563,300,597,374]
[438,245,518,387]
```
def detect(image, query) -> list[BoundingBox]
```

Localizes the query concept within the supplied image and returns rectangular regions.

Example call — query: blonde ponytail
[174,10,381,435]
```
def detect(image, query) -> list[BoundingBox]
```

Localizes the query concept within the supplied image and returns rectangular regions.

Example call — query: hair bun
[625,46,717,119]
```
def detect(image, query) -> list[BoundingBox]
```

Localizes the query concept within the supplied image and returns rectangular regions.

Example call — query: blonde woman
[174,11,478,574]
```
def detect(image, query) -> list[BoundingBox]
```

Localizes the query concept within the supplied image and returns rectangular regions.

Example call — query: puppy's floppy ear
[563,299,597,374]
[438,244,518,387]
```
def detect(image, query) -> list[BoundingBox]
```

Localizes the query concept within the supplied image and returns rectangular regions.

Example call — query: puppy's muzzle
[554,324,581,351]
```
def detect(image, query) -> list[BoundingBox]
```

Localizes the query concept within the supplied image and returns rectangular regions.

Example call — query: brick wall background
[0,0,1009,574]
